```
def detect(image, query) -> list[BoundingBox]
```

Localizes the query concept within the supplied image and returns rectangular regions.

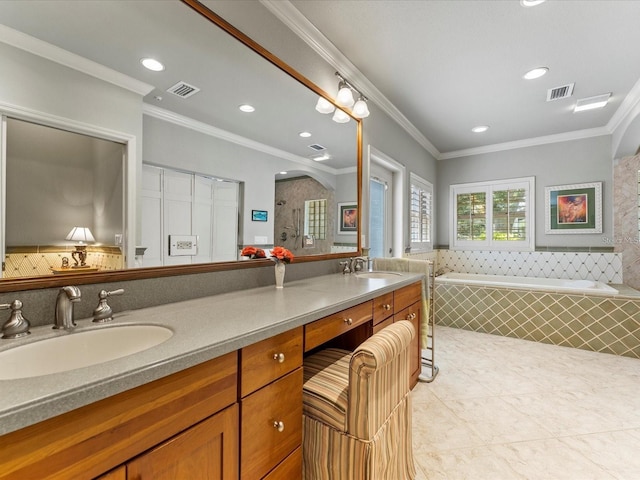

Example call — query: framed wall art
[338,202,357,234]
[544,182,602,234]
[251,210,268,222]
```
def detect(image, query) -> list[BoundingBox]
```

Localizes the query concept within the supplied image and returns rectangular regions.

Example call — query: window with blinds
[451,177,534,251]
[410,173,433,252]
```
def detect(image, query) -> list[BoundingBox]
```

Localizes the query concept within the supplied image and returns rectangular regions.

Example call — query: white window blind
[410,173,433,252]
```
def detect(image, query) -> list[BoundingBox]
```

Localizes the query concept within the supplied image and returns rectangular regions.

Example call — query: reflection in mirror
[0,0,360,289]
[3,118,124,278]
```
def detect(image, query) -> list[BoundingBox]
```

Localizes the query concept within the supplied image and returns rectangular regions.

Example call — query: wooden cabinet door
[95,466,126,480]
[127,404,238,480]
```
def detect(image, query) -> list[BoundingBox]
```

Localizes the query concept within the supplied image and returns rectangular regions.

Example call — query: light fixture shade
[66,227,95,243]
[574,93,611,112]
[332,109,351,124]
[336,82,355,107]
[315,96,335,114]
[352,98,370,118]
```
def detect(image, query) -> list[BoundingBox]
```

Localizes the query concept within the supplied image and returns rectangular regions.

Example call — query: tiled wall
[3,247,123,278]
[435,283,640,359]
[434,249,623,284]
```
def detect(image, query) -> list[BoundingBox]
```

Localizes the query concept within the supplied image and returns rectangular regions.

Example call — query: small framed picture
[544,182,602,234]
[338,202,357,234]
[252,210,268,222]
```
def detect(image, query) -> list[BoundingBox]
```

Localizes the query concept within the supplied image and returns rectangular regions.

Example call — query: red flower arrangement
[241,246,266,259]
[270,246,294,264]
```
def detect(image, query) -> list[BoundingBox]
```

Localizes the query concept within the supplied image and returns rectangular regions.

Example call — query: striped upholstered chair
[302,320,416,479]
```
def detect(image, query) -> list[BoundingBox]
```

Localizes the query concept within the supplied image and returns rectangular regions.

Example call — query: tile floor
[411,326,640,479]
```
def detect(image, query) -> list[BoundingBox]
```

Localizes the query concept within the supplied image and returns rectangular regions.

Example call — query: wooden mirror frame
[0,0,362,293]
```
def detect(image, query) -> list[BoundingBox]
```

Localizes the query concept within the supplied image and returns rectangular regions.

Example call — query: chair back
[347,320,415,439]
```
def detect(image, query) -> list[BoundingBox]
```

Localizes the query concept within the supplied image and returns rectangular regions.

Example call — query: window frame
[450,176,535,251]
[410,173,434,253]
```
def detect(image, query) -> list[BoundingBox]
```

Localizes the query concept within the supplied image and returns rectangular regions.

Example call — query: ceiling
[283,0,640,158]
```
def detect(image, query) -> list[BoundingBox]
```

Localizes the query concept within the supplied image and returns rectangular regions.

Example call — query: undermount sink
[355,271,403,279]
[0,324,173,380]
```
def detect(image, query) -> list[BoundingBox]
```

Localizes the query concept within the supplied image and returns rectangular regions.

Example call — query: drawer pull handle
[344,317,353,326]
[406,313,417,321]
[383,304,392,311]
[273,352,285,363]
[273,420,285,432]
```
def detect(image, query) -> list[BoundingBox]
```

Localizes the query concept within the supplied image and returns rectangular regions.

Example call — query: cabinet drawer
[372,316,394,334]
[240,326,303,398]
[394,282,422,313]
[263,446,302,480]
[304,301,373,352]
[241,368,303,480]
[373,292,394,325]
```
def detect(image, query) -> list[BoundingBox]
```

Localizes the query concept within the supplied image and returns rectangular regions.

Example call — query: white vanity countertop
[0,272,423,435]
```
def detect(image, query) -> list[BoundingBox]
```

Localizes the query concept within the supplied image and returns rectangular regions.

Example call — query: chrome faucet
[340,257,369,274]
[54,286,81,330]
[1,300,31,339]
[93,288,125,323]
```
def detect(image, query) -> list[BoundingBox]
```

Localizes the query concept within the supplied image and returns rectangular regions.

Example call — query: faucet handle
[92,289,124,323]
[1,300,31,339]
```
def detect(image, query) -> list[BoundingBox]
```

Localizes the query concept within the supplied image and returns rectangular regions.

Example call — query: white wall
[436,135,613,248]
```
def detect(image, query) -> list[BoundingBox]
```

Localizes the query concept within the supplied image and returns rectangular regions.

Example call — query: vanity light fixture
[315,73,371,121]
[239,104,255,113]
[471,125,490,133]
[65,227,95,268]
[140,58,165,72]
[523,67,548,80]
[574,93,611,112]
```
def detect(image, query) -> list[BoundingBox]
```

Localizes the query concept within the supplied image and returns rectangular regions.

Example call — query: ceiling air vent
[308,143,326,151]
[547,83,574,101]
[167,81,200,99]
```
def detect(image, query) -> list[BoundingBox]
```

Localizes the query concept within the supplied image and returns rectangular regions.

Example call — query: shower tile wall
[436,249,623,284]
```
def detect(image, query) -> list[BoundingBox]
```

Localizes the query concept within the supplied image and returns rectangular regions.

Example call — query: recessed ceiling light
[574,93,611,113]
[279,171,288,175]
[239,104,255,113]
[471,125,489,133]
[140,58,164,72]
[312,153,331,162]
[520,0,546,7]
[523,67,549,80]
[299,131,312,138]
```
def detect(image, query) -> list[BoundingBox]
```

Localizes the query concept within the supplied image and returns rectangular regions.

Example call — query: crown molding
[439,127,611,160]
[0,24,153,96]
[259,0,440,159]
[143,104,338,175]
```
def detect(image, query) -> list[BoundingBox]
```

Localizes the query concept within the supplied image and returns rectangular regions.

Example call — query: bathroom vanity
[0,272,423,479]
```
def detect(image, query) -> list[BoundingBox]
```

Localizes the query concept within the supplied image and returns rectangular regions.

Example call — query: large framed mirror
[0,0,361,292]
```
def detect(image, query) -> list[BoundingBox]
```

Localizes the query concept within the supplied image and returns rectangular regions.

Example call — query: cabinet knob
[344,317,353,326]
[383,304,391,311]
[273,352,285,363]
[406,312,417,321]
[273,420,285,432]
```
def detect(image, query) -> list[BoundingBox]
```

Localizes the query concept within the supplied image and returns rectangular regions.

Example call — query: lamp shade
[315,96,335,114]
[336,81,355,107]
[332,109,351,124]
[66,227,95,243]
[352,98,370,118]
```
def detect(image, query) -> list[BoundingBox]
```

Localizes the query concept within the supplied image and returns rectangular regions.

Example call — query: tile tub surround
[436,249,623,284]
[435,282,640,358]
[613,153,640,290]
